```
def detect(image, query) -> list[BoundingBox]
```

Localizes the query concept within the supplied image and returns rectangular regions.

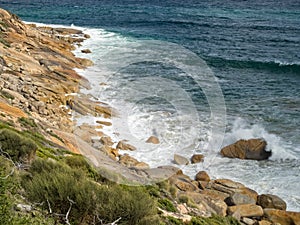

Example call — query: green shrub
[0,90,14,100]
[0,156,13,225]
[189,215,240,225]
[166,216,184,225]
[158,198,177,212]
[18,117,37,128]
[63,155,101,180]
[22,158,158,225]
[0,128,37,163]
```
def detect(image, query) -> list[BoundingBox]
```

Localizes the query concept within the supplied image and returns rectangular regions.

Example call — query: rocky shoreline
[0,8,299,225]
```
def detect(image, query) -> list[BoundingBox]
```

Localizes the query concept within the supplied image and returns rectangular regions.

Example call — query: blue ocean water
[1,0,300,210]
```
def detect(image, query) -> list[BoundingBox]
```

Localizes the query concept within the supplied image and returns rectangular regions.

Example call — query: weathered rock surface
[227,204,264,217]
[225,192,256,206]
[263,209,300,225]
[221,139,272,160]
[257,194,287,210]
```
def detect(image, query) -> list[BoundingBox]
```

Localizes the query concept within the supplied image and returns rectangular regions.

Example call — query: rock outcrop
[220,139,272,160]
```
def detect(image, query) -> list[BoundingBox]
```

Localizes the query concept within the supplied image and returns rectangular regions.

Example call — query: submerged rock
[220,138,272,160]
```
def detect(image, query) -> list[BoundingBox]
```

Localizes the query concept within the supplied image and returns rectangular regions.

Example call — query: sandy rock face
[221,139,272,160]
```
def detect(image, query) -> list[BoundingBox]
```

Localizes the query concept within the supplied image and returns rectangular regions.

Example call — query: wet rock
[191,154,204,164]
[146,135,160,144]
[174,154,189,165]
[257,194,287,210]
[96,120,112,126]
[81,49,91,54]
[221,139,271,160]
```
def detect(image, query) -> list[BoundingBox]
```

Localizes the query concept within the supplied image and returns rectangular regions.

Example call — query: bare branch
[46,199,52,214]
[103,217,122,225]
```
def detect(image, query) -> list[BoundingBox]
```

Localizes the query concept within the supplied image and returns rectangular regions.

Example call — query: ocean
[1,0,299,210]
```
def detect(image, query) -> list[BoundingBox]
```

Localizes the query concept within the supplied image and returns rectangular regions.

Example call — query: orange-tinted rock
[100,136,114,146]
[0,101,27,118]
[258,220,272,225]
[221,139,271,160]
[119,154,139,167]
[195,171,210,182]
[116,140,136,151]
[227,204,264,217]
[96,120,112,126]
[264,209,300,225]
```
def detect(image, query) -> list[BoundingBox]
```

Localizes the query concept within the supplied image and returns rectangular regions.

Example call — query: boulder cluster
[164,171,299,225]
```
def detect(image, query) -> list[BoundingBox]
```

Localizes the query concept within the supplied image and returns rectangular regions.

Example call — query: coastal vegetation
[0,121,240,225]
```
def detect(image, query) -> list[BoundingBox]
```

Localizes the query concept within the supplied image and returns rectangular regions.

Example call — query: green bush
[189,215,240,225]
[158,198,177,212]
[18,117,37,128]
[0,129,37,163]
[0,156,13,225]
[22,158,158,225]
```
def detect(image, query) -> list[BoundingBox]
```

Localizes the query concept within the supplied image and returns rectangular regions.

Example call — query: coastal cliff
[0,8,299,225]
